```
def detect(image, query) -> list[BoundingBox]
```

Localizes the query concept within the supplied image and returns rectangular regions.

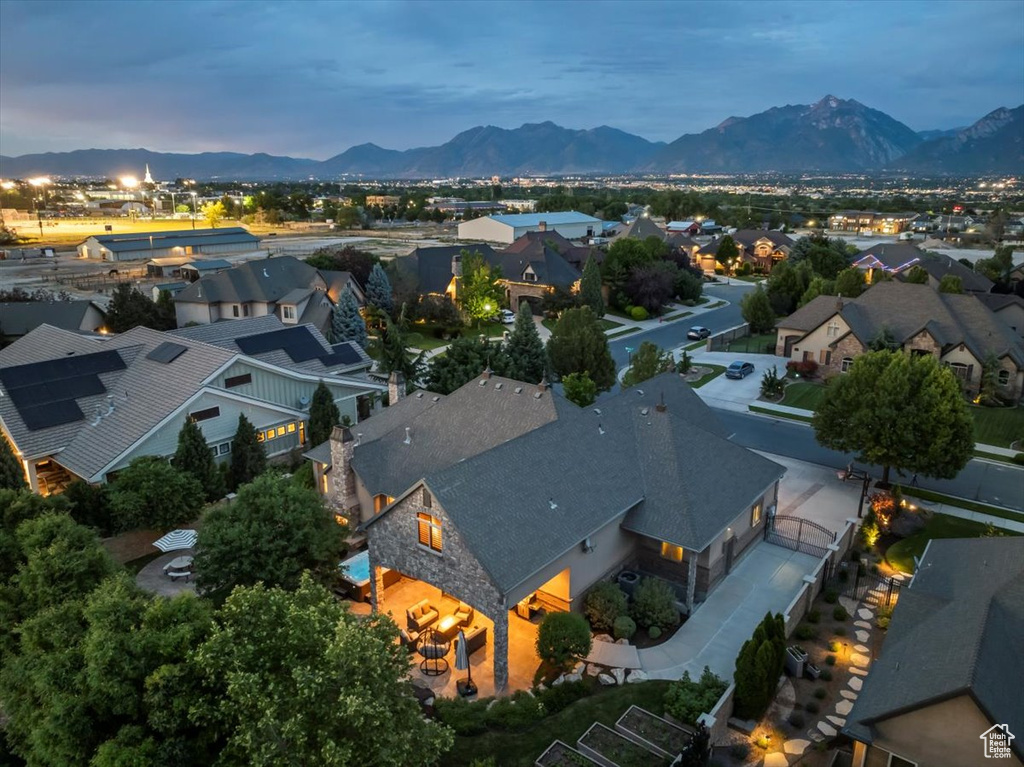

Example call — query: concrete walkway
[639,542,819,682]
[586,639,642,670]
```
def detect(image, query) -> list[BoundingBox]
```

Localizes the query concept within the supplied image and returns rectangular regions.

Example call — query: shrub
[760,365,785,398]
[788,712,805,728]
[484,690,545,731]
[805,700,820,714]
[824,588,838,604]
[729,743,750,761]
[630,305,649,321]
[648,625,662,640]
[825,655,836,666]
[613,615,636,641]
[630,577,680,630]
[583,581,628,632]
[834,627,847,637]
[794,625,817,641]
[537,680,589,715]
[536,612,592,670]
[785,359,819,378]
[819,668,833,682]
[733,612,786,720]
[833,606,848,621]
[665,666,728,726]
[813,687,827,700]
[806,609,821,624]
[434,695,489,735]
[1012,453,1024,465]
[828,640,840,652]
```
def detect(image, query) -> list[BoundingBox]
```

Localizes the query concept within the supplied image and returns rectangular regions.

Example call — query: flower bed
[536,740,602,767]
[577,723,669,767]
[615,705,693,758]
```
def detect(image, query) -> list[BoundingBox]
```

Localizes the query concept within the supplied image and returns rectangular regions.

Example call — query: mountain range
[2,97,1021,180]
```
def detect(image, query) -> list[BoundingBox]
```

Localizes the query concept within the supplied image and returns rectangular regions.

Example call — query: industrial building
[457,211,603,244]
[76,227,260,262]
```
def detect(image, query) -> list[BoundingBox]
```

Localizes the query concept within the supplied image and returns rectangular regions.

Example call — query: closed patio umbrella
[455,629,476,697]
[152,529,197,552]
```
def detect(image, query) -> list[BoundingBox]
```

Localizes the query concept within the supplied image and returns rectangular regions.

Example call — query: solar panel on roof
[7,374,105,408]
[319,343,362,367]
[17,399,84,431]
[146,341,188,364]
[236,326,326,363]
[0,349,124,389]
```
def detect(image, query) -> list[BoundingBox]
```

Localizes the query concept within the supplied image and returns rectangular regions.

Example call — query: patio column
[685,552,698,612]
[369,565,386,612]
[493,609,509,691]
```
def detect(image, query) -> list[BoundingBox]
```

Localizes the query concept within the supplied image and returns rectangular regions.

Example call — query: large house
[0,321,383,495]
[695,230,794,275]
[976,293,1024,339]
[305,372,784,690]
[0,300,107,342]
[775,282,1024,402]
[852,243,993,293]
[827,211,917,235]
[77,227,260,262]
[844,537,1024,767]
[172,255,363,336]
[458,212,603,244]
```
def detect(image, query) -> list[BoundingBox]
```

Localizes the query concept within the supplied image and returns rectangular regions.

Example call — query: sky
[1,0,1022,159]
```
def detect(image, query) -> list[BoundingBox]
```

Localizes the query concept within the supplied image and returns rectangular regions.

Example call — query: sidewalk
[600,297,730,337]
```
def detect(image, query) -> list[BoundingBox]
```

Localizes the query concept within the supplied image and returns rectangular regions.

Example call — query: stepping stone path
[840,690,858,700]
[827,715,846,727]
[850,653,871,668]
[857,608,874,620]
[836,700,854,715]
[854,644,870,653]
[854,620,872,629]
[855,629,870,642]
[763,754,788,767]
[849,676,863,691]
[817,721,837,737]
[784,739,810,756]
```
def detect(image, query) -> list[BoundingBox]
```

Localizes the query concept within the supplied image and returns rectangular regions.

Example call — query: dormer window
[282,305,296,321]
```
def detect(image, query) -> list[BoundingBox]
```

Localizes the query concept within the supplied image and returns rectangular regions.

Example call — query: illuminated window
[299,422,306,443]
[660,541,683,562]
[276,425,286,437]
[374,494,394,513]
[321,472,328,495]
[418,512,442,552]
[751,503,763,526]
[287,423,296,433]
[335,513,349,526]
[265,429,275,441]
[256,431,265,442]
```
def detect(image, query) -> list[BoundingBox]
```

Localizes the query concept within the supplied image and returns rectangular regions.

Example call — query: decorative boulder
[572,661,586,675]
[552,674,566,686]
[586,664,601,676]
[598,673,616,686]
[612,667,626,685]
[593,633,613,643]
[626,669,648,684]
[564,672,583,683]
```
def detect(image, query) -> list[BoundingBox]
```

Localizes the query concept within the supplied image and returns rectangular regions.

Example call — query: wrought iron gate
[763,515,837,558]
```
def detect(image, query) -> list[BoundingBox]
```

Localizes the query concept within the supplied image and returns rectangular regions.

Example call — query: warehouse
[457,211,603,244]
[77,227,261,262]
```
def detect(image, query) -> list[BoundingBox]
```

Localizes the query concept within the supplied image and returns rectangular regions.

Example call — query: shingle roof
[0,301,106,337]
[776,295,843,333]
[852,243,924,271]
[87,227,258,252]
[844,538,1024,753]
[698,230,793,256]
[182,259,232,271]
[394,245,499,296]
[173,255,323,305]
[901,251,994,293]
[495,244,581,287]
[618,217,667,241]
[976,292,1024,314]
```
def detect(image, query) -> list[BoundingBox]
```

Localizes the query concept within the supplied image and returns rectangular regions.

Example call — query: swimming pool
[340,550,370,585]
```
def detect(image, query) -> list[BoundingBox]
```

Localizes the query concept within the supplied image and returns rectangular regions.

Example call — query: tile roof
[0,301,106,336]
[87,227,259,252]
[845,538,1024,751]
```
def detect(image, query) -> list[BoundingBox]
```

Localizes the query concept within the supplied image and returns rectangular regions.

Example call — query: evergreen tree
[562,372,597,408]
[375,308,424,390]
[230,414,266,489]
[938,274,963,294]
[365,263,394,315]
[330,286,368,348]
[833,267,866,298]
[0,433,26,491]
[308,382,340,447]
[547,306,616,391]
[714,235,739,269]
[622,341,674,388]
[425,336,504,395]
[579,256,605,318]
[106,283,161,332]
[502,302,547,383]
[740,285,776,334]
[173,419,224,502]
[904,265,929,284]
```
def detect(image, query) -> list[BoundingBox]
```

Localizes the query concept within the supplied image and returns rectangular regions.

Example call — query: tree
[108,456,204,532]
[732,613,785,720]
[106,283,163,332]
[714,235,739,269]
[425,336,504,395]
[583,581,628,632]
[201,201,226,228]
[458,250,504,324]
[0,433,26,490]
[309,381,341,447]
[622,342,674,388]
[191,575,452,766]
[578,256,605,318]
[938,274,963,294]
[63,479,112,534]
[765,260,812,315]
[502,302,547,383]
[813,351,974,485]
[535,612,592,670]
[975,244,1014,284]
[741,285,776,334]
[626,262,677,313]
[904,265,929,284]
[365,263,394,316]
[331,286,368,348]
[230,414,267,489]
[799,276,834,307]
[375,310,424,392]
[978,353,1003,406]
[674,268,704,303]
[174,419,224,502]
[547,307,616,392]
[305,245,379,286]
[788,234,850,279]
[562,372,597,407]
[194,474,344,598]
[833,267,866,298]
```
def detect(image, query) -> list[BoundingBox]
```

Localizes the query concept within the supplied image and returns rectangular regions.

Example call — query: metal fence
[764,514,837,559]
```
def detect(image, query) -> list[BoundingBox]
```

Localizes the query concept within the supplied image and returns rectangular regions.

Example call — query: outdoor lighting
[28,176,50,187]
[1,181,15,190]
[120,175,139,189]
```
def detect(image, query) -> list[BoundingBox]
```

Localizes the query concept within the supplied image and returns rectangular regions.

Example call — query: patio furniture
[453,601,474,626]
[152,529,197,552]
[167,570,191,582]
[516,594,539,619]
[416,628,450,676]
[435,613,461,642]
[454,625,487,657]
[455,629,477,698]
[407,599,439,632]
[164,555,194,572]
[400,628,420,649]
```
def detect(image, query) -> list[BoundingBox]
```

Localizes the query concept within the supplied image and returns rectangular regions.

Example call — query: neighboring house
[146,256,193,278]
[150,281,189,302]
[616,216,667,241]
[390,244,500,300]
[894,250,995,294]
[910,213,938,233]
[179,259,234,281]
[0,300,107,341]
[666,221,701,236]
[696,230,794,274]
[77,227,260,261]
[775,282,1024,402]
[172,255,363,336]
[457,212,603,244]
[306,372,783,690]
[975,293,1024,340]
[827,210,917,234]
[844,538,1024,767]
[0,323,384,495]
[851,243,926,282]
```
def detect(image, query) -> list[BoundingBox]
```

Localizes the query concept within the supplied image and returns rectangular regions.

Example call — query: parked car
[500,309,516,324]
[687,326,710,340]
[725,361,755,379]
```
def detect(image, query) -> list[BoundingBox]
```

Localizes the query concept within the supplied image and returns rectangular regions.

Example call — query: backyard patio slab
[585,640,641,670]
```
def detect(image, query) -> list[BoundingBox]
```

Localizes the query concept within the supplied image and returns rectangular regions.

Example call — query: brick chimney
[538,221,547,232]
[481,366,492,380]
[388,371,405,404]
[328,425,358,516]
[537,376,549,393]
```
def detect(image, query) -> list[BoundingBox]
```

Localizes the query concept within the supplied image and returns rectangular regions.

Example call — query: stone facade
[328,426,358,519]
[828,334,866,376]
[903,330,941,358]
[503,280,553,311]
[388,371,405,404]
[366,484,511,689]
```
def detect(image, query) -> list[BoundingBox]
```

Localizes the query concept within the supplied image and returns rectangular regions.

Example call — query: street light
[190,192,198,229]
[28,177,50,236]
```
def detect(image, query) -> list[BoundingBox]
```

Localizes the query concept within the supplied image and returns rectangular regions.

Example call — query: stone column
[328,426,357,516]
[685,552,698,612]
[388,371,405,404]
[493,607,509,692]
[369,564,386,613]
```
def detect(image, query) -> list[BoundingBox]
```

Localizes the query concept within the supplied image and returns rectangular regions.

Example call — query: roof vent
[637,389,644,396]
[641,407,649,416]
[479,379,487,386]
[495,382,503,390]
[262,268,269,278]
[598,423,605,435]
[90,407,103,426]
[355,433,363,446]
[514,386,523,395]
[106,394,115,416]
[432,396,440,402]
[403,427,411,445]
[533,391,543,399]
[416,391,424,398]
[655,393,667,413]
[593,408,601,415]
[548,498,558,510]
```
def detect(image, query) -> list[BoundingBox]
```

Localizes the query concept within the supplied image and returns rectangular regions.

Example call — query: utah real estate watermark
[980,724,1015,759]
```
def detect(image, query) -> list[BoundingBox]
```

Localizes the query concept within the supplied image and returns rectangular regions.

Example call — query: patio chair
[406,599,439,632]
[455,625,487,657]
[453,601,474,626]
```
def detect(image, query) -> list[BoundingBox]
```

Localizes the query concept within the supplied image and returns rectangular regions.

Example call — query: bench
[167,570,191,582]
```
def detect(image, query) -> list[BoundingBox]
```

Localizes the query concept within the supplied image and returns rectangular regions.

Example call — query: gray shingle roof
[394,245,499,296]
[901,251,994,293]
[852,243,924,271]
[618,217,667,241]
[844,538,1024,752]
[776,295,843,333]
[87,227,259,253]
[0,301,106,337]
[173,255,322,305]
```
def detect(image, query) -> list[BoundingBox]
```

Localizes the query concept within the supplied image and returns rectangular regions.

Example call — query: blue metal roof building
[77,227,261,262]
[457,210,604,244]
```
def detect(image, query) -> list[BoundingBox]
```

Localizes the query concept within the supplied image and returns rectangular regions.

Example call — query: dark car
[725,361,755,379]
[687,326,710,340]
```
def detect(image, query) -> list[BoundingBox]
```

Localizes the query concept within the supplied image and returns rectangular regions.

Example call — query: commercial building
[457,211,603,244]
[77,227,260,262]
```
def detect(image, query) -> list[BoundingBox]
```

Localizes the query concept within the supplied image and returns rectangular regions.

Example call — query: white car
[500,309,516,324]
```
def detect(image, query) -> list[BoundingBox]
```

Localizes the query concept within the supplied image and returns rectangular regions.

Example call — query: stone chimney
[481,366,492,380]
[835,294,844,311]
[538,221,547,232]
[388,371,405,404]
[328,425,359,516]
[537,376,549,393]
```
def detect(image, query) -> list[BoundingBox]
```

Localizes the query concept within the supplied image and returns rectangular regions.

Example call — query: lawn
[403,331,450,351]
[727,332,777,354]
[780,382,827,410]
[884,514,1004,574]
[689,364,726,388]
[542,317,622,333]
[448,680,671,766]
[969,405,1024,448]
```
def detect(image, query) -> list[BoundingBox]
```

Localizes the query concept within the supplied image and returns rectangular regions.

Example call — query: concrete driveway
[639,541,819,682]
[681,351,791,413]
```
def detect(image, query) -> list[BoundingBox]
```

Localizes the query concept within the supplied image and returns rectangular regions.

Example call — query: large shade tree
[547,306,616,392]
[741,285,776,334]
[108,456,204,532]
[458,250,504,323]
[813,351,974,485]
[425,336,506,395]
